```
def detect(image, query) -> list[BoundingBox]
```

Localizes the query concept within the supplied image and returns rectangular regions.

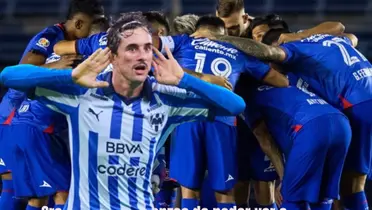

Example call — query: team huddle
[0,0,371,210]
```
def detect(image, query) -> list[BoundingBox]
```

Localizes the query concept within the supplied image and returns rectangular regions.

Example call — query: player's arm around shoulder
[342,33,358,47]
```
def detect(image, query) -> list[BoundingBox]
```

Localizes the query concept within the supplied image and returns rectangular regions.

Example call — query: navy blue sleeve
[280,42,301,64]
[242,54,271,80]
[29,31,59,57]
[178,73,246,116]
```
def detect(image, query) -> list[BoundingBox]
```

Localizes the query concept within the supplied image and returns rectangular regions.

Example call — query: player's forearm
[253,121,284,180]
[54,40,77,55]
[215,35,286,62]
[299,21,345,38]
[178,73,245,116]
[0,64,73,90]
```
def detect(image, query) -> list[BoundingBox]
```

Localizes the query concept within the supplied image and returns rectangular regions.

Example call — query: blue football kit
[159,34,270,191]
[280,34,372,175]
[0,24,71,198]
[243,73,351,204]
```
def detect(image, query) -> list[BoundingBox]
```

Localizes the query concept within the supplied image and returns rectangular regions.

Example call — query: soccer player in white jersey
[0,12,245,210]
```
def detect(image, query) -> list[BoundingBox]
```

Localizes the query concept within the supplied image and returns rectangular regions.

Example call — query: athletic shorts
[170,121,237,191]
[343,100,372,174]
[10,124,71,197]
[0,125,14,174]
[282,114,351,203]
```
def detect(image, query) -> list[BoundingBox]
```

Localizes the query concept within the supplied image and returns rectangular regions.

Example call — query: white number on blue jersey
[296,78,316,97]
[323,37,368,66]
[194,53,232,77]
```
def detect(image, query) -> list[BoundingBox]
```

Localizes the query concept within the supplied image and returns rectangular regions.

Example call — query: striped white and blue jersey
[0,65,245,210]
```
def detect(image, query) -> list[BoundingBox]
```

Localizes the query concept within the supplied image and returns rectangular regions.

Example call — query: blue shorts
[200,174,217,209]
[343,100,372,174]
[0,125,14,174]
[170,121,237,191]
[10,124,71,197]
[282,114,351,203]
[236,118,278,182]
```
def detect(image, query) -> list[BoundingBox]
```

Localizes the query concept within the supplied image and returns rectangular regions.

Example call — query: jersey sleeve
[76,33,107,56]
[29,30,59,57]
[0,64,86,114]
[280,42,301,64]
[242,54,271,80]
[159,34,188,54]
[154,83,214,124]
[153,73,245,125]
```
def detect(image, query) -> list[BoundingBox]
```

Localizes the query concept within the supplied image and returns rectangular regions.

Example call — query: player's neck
[63,22,77,40]
[112,71,144,99]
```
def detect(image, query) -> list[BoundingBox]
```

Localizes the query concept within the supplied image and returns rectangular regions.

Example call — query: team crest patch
[149,113,165,132]
[36,38,50,48]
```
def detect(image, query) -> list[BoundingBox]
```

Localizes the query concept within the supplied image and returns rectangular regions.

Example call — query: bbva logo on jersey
[149,112,165,132]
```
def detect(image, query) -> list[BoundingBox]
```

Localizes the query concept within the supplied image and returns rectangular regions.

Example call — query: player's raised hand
[190,30,217,40]
[277,33,303,45]
[152,46,184,86]
[71,48,111,88]
[201,74,233,90]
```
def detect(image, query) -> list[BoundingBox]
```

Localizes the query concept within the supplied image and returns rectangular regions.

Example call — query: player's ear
[75,19,83,30]
[157,28,165,36]
[215,10,219,17]
[242,14,249,24]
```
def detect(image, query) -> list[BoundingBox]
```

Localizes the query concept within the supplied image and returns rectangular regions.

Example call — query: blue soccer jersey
[243,73,342,153]
[159,34,270,125]
[75,32,107,56]
[0,64,245,210]
[0,24,66,124]
[280,34,372,110]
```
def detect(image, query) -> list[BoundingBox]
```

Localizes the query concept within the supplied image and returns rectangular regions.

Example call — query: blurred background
[1,0,372,69]
[0,0,371,203]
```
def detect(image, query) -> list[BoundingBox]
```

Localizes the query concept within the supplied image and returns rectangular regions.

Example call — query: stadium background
[0,0,371,204]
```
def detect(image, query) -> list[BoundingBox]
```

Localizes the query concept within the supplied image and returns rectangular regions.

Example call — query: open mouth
[134,64,147,71]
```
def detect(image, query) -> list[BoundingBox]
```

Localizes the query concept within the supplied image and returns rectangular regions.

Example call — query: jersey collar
[99,71,152,102]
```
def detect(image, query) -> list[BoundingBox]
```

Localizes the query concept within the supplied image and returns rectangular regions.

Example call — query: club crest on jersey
[18,104,29,113]
[150,113,165,132]
[36,38,50,49]
[99,34,107,46]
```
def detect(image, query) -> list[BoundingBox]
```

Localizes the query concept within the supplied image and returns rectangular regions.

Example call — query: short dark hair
[195,15,225,31]
[107,12,151,54]
[216,0,245,18]
[143,11,170,34]
[173,14,199,35]
[91,16,110,32]
[66,0,104,19]
[262,28,290,45]
[247,14,289,38]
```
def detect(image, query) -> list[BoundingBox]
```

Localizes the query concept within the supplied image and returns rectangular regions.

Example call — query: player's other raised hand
[72,48,111,88]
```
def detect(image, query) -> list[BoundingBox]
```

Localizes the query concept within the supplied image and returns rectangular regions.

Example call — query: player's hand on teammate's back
[48,54,83,69]
[71,48,111,88]
[277,33,303,45]
[152,46,184,86]
[201,74,233,90]
[190,30,217,40]
[275,182,283,207]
